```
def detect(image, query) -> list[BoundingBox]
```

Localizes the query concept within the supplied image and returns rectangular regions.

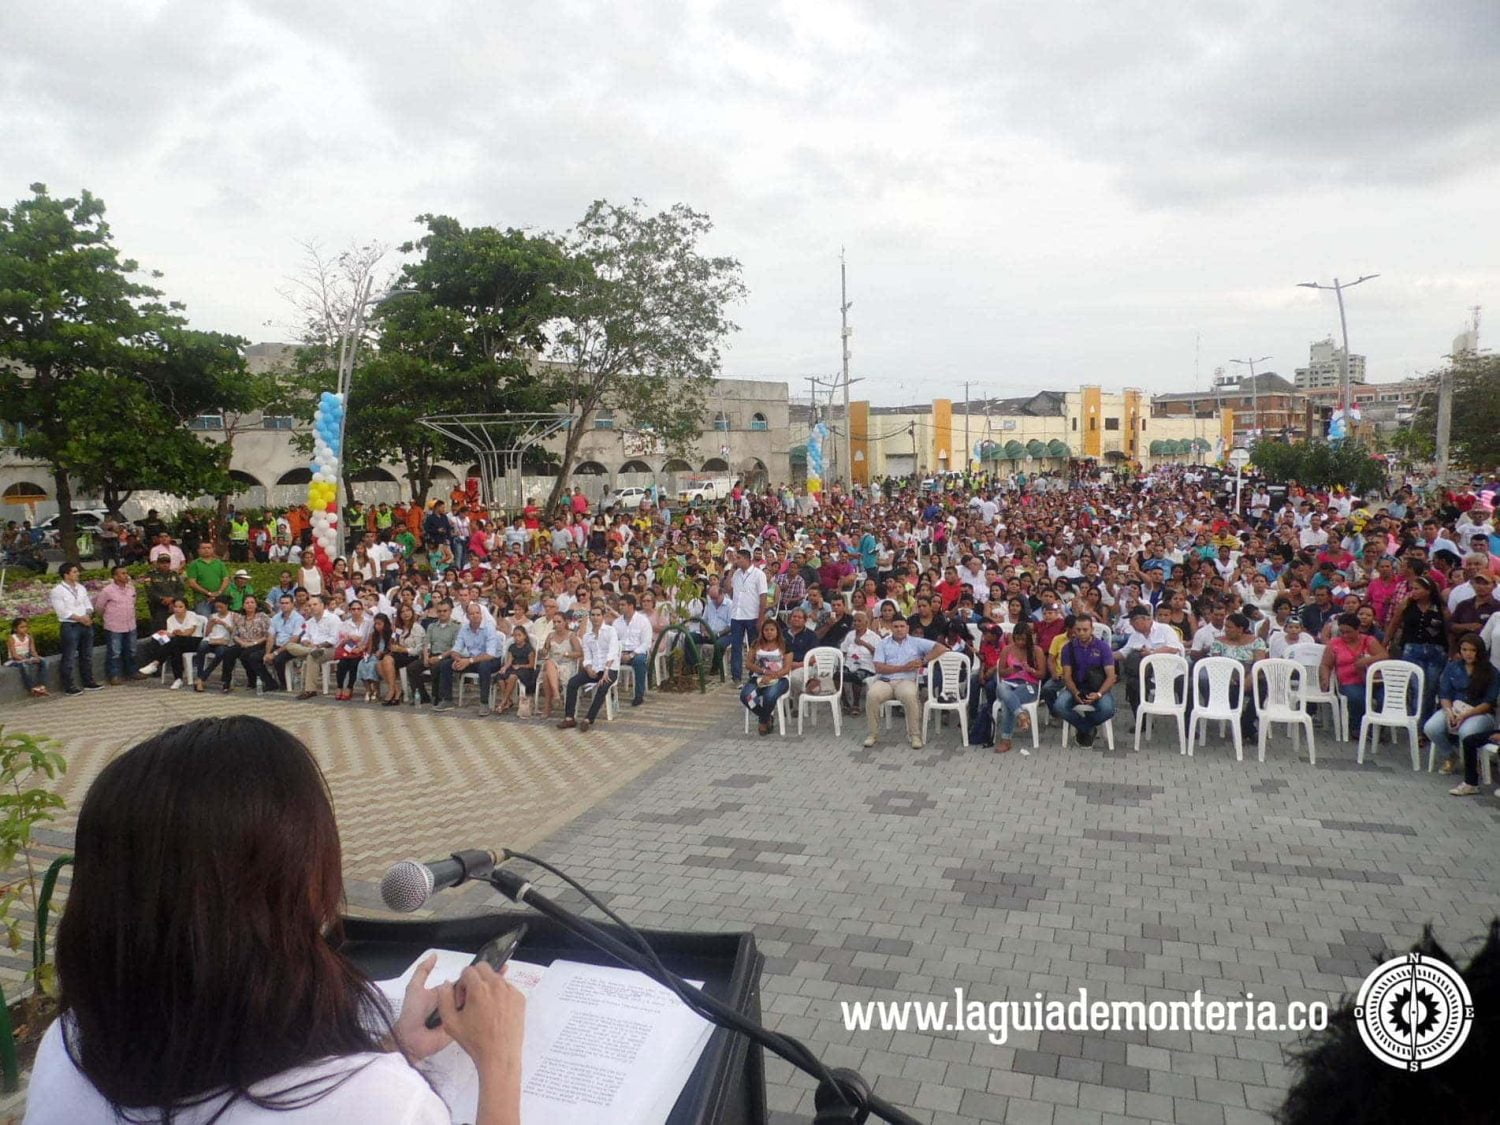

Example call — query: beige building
[843,387,1229,483]
[0,343,793,518]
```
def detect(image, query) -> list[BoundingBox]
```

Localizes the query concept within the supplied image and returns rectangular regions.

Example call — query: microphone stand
[486,868,918,1125]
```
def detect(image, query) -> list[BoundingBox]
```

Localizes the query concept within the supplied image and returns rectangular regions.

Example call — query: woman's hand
[438,962,527,1074]
[392,954,454,1061]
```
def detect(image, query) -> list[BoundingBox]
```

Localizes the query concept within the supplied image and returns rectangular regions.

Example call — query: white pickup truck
[678,476,732,503]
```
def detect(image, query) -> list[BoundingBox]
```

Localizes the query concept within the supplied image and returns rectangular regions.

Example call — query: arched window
[750,412,768,432]
[594,408,615,430]
[713,411,731,432]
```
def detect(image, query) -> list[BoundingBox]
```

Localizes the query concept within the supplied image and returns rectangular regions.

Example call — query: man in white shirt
[50,562,105,695]
[614,593,654,707]
[559,606,621,732]
[1190,603,1228,659]
[959,556,990,604]
[1298,516,1329,550]
[285,594,342,698]
[1118,605,1186,711]
[727,548,768,685]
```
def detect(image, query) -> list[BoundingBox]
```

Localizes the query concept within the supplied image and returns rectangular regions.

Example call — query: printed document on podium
[378,953,712,1125]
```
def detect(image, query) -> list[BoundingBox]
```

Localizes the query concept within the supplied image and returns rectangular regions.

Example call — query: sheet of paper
[380,953,712,1125]
[378,951,549,1124]
[519,959,713,1125]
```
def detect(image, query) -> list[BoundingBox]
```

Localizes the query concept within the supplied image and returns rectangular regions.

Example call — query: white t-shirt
[729,564,768,620]
[25,1021,448,1125]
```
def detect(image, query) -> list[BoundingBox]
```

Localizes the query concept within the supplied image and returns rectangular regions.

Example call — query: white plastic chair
[1253,659,1316,764]
[580,675,618,721]
[1133,652,1188,754]
[284,656,332,695]
[1287,642,1345,741]
[456,671,483,707]
[1356,660,1424,770]
[743,689,789,736]
[922,652,971,744]
[1188,656,1246,760]
[797,646,843,736]
[1060,701,1116,749]
[161,654,195,689]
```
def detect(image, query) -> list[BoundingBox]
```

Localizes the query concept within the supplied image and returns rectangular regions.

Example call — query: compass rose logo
[1354,952,1474,1070]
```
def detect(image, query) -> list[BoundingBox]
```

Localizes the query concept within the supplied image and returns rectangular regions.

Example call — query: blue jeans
[623,650,649,703]
[741,676,789,722]
[452,538,468,571]
[728,618,759,682]
[104,629,136,680]
[7,660,43,691]
[1339,683,1367,736]
[994,679,1039,739]
[1423,711,1495,763]
[1400,644,1446,725]
[1055,687,1116,733]
[58,621,97,692]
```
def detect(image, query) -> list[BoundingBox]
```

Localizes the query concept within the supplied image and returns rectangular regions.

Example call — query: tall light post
[1229,355,1271,444]
[840,251,854,488]
[1297,274,1378,441]
[333,284,416,558]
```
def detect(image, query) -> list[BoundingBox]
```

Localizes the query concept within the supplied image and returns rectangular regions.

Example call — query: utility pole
[840,250,853,487]
[963,380,972,475]
[1229,355,1271,442]
[1297,274,1378,441]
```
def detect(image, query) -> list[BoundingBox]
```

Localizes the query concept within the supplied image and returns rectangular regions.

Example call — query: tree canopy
[1248,437,1387,494]
[1410,355,1499,472]
[0,184,258,561]
[541,199,746,510]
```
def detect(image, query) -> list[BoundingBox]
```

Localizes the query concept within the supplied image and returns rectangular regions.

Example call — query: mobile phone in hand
[424,922,529,1029]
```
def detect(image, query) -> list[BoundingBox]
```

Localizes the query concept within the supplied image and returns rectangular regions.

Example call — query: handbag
[517,694,533,718]
[356,655,379,681]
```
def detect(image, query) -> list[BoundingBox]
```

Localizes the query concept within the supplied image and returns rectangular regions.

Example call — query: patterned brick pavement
[8,682,1500,1123]
[454,702,1500,1124]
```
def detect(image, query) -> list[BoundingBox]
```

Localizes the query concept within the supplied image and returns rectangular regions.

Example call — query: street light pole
[1229,355,1271,443]
[1297,274,1378,440]
[840,251,854,488]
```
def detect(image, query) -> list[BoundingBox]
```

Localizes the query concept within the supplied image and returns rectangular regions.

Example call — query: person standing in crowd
[183,541,229,618]
[727,548,768,685]
[50,563,104,696]
[92,566,138,685]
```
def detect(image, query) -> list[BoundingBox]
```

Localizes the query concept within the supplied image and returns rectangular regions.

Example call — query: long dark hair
[57,717,388,1119]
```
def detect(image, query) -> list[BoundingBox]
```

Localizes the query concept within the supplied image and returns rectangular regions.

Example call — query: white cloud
[2,0,1496,402]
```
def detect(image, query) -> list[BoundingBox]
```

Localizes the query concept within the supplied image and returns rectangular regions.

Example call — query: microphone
[380,849,500,912]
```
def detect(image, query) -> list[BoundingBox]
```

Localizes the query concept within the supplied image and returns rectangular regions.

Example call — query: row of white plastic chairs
[745,645,1499,783]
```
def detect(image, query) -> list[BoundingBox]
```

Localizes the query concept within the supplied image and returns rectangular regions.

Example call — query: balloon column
[307,391,345,571]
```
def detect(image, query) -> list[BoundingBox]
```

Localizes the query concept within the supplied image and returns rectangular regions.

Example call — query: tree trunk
[52,466,78,569]
[544,413,587,514]
[215,492,230,556]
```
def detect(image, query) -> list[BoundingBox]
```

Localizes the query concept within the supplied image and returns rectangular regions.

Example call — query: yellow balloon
[310,499,327,512]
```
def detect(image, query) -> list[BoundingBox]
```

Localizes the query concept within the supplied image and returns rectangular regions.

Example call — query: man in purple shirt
[1056,614,1117,746]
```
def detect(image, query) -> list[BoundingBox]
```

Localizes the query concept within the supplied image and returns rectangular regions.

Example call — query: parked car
[37,509,110,551]
[602,486,653,512]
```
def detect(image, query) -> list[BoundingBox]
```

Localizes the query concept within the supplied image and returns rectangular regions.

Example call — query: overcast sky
[5,1,1498,405]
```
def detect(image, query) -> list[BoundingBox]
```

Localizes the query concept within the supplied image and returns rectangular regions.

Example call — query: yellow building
[849,388,1228,483]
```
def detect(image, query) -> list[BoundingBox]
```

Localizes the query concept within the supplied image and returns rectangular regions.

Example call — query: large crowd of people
[19,465,1500,792]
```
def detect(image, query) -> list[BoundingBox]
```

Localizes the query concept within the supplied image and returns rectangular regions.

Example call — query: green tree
[289,222,575,505]
[1411,355,1500,471]
[1249,437,1386,494]
[543,199,746,511]
[0,185,253,562]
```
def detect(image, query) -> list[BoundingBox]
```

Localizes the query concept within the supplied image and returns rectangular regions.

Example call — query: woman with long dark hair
[1425,635,1497,780]
[30,716,523,1124]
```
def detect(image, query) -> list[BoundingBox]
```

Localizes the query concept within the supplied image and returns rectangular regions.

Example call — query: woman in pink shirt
[92,566,140,684]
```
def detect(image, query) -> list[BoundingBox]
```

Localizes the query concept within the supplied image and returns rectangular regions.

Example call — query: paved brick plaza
[11,681,1500,1123]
